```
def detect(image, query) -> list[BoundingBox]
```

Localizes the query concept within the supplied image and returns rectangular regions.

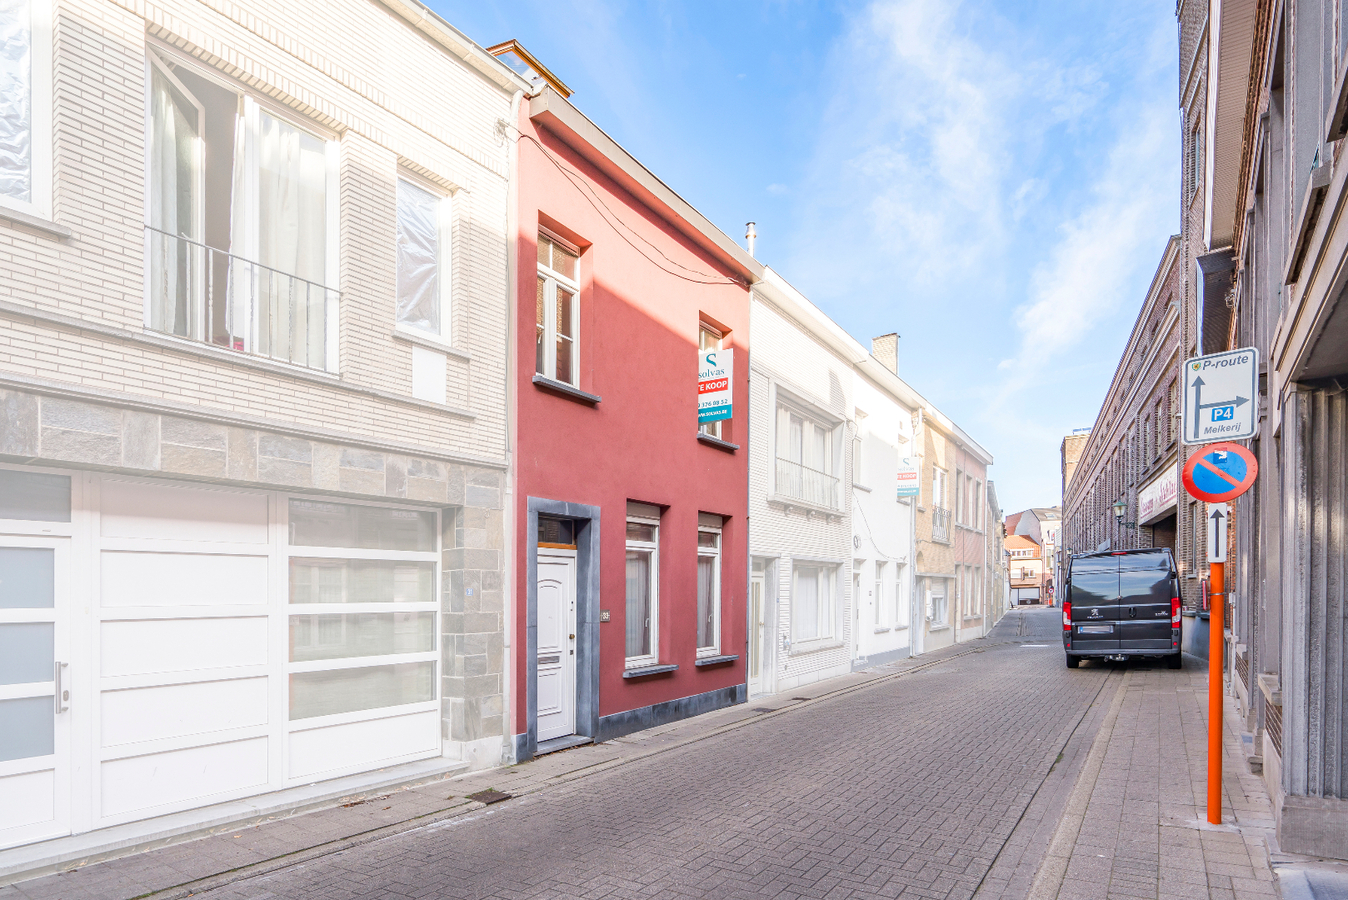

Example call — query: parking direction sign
[1182,348,1259,444]
[1207,503,1228,563]
[1181,442,1259,503]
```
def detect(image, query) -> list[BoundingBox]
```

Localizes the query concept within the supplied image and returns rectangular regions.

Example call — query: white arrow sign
[1182,348,1259,444]
[1207,503,1228,563]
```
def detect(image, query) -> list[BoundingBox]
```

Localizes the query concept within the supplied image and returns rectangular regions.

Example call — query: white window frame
[394,172,453,345]
[282,497,440,743]
[696,522,721,657]
[773,392,842,509]
[791,561,836,643]
[624,510,660,668]
[932,466,948,509]
[536,229,581,385]
[143,45,341,372]
[0,0,52,221]
[874,561,886,628]
[930,582,948,626]
[893,562,907,628]
[698,323,724,439]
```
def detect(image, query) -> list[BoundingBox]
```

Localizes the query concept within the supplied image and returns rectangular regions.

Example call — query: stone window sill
[787,638,844,657]
[533,374,600,405]
[928,625,951,633]
[391,326,473,361]
[0,207,72,240]
[697,432,739,452]
[694,654,738,667]
[873,626,890,634]
[622,663,678,679]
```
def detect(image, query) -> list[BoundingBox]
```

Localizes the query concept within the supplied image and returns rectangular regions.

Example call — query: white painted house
[0,0,522,873]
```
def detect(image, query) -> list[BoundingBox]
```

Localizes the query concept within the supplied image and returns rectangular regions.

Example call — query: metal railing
[147,227,336,370]
[932,506,952,543]
[775,457,840,510]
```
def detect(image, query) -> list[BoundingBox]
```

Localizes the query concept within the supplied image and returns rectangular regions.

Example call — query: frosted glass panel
[395,178,440,334]
[0,698,53,762]
[289,500,434,551]
[289,662,433,720]
[290,612,434,662]
[0,471,70,522]
[0,0,32,203]
[0,548,54,608]
[290,559,433,604]
[0,623,52,684]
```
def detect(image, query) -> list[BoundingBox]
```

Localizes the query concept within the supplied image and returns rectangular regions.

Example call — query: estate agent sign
[897,457,919,498]
[698,349,733,423]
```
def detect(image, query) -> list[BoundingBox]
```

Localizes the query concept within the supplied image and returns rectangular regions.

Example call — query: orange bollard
[1207,561,1224,825]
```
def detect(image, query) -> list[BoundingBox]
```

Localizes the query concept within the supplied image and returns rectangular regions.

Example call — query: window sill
[694,654,738,667]
[872,626,890,634]
[767,494,843,518]
[787,638,843,657]
[622,663,678,679]
[697,432,739,452]
[391,326,473,361]
[0,207,72,240]
[853,483,871,493]
[928,624,951,632]
[533,374,600,405]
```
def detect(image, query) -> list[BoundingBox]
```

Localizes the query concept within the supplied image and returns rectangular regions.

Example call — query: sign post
[1181,440,1258,826]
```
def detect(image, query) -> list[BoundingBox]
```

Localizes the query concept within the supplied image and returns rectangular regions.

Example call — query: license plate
[1078,625,1114,634]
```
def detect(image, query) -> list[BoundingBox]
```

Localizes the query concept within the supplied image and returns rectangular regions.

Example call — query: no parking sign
[1181,442,1258,503]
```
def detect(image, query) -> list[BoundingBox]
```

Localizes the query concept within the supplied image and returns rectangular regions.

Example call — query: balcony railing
[775,457,840,510]
[147,227,336,370]
[932,506,952,543]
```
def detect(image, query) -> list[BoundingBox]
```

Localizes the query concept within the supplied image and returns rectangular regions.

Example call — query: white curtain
[148,67,198,337]
[396,179,440,334]
[254,110,327,367]
[697,556,716,649]
[795,566,819,641]
[625,550,650,658]
[0,0,31,203]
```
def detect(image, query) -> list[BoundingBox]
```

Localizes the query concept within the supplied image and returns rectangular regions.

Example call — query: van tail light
[1171,597,1181,626]
[1063,601,1072,631]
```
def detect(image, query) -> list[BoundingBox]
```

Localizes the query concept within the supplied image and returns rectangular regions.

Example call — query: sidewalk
[1026,660,1279,900]
[0,640,987,900]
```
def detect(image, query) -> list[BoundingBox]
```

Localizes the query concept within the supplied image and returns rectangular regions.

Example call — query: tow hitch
[1105,654,1129,662]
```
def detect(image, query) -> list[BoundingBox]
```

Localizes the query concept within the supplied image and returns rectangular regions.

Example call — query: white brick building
[0,0,523,869]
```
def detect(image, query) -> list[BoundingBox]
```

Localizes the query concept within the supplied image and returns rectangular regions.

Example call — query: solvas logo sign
[698,349,733,423]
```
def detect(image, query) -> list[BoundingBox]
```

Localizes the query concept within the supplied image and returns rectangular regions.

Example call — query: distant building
[1060,430,1090,503]
[1006,535,1044,605]
[1003,507,1061,604]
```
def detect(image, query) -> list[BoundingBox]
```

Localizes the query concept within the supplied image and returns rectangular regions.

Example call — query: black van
[1062,548,1182,668]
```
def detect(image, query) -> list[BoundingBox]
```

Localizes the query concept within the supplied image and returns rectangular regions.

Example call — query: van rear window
[1118,551,1171,571]
[1070,556,1117,575]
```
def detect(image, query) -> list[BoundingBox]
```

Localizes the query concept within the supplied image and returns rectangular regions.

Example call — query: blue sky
[431,0,1181,515]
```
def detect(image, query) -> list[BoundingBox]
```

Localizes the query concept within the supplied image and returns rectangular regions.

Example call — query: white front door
[748,567,765,697]
[0,537,72,849]
[536,555,577,742]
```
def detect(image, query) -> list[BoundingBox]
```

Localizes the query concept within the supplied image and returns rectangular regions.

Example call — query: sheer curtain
[795,566,819,641]
[255,110,327,367]
[625,551,650,659]
[697,556,716,649]
[148,66,198,337]
[395,179,440,334]
[0,0,31,203]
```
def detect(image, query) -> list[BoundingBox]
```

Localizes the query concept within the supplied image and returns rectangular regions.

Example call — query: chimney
[872,333,898,375]
[745,222,757,258]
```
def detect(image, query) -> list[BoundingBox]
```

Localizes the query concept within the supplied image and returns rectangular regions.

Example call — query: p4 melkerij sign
[1182,348,1258,444]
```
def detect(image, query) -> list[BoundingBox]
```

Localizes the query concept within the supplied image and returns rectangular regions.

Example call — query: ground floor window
[792,562,835,641]
[928,580,948,626]
[625,502,660,667]
[696,514,722,656]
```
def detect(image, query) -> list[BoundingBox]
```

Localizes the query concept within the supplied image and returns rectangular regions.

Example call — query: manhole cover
[468,789,512,805]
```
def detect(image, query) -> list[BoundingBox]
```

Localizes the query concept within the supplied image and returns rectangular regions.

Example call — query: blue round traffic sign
[1181,442,1258,503]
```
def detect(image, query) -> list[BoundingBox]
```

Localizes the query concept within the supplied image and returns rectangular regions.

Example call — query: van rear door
[1069,556,1119,653]
[1118,553,1173,651]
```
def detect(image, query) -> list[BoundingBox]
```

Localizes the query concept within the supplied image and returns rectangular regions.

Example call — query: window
[625,502,659,667]
[1168,381,1179,444]
[874,562,886,626]
[699,324,724,439]
[286,500,438,721]
[1188,119,1203,201]
[696,516,722,656]
[775,402,839,509]
[932,467,948,509]
[893,563,906,627]
[929,582,948,626]
[851,412,865,486]
[395,177,451,340]
[0,0,50,219]
[536,231,580,385]
[792,563,835,641]
[146,50,338,369]
[1153,401,1163,459]
[973,481,982,530]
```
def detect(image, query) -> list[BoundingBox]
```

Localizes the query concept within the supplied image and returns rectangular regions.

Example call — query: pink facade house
[498,46,762,760]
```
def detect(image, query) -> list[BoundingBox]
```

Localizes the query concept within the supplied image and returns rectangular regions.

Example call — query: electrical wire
[516,131,747,287]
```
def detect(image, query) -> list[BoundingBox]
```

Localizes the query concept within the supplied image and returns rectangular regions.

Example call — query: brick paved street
[178,610,1109,900]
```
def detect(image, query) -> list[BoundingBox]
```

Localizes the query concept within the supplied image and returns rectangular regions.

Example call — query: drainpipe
[912,407,924,657]
[500,86,524,765]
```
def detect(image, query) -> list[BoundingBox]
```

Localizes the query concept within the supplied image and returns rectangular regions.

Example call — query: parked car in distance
[1062,548,1182,669]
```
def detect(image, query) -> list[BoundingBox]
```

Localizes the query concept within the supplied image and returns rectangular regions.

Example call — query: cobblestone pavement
[179,610,1111,900]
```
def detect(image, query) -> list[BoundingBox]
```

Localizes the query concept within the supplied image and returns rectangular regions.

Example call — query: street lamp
[1112,498,1137,529]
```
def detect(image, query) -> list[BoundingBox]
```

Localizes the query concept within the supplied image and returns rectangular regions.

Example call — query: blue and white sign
[698,349,733,423]
[1182,348,1259,444]
[897,457,919,498]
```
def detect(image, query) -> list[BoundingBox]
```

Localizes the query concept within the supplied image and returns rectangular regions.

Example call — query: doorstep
[535,734,594,756]
[0,756,469,885]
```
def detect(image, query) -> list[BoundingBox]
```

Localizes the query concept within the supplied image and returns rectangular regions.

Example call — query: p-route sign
[1181,442,1258,504]
[1182,348,1259,444]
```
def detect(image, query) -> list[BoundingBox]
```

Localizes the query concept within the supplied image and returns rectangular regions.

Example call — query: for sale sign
[897,457,919,498]
[698,349,733,423]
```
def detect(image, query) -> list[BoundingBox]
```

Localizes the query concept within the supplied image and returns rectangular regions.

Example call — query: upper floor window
[146,50,338,370]
[699,323,724,439]
[0,0,51,219]
[775,401,839,509]
[395,177,451,341]
[536,231,579,385]
[932,467,948,509]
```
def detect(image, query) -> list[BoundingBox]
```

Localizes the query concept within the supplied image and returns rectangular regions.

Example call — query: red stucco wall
[512,106,751,737]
